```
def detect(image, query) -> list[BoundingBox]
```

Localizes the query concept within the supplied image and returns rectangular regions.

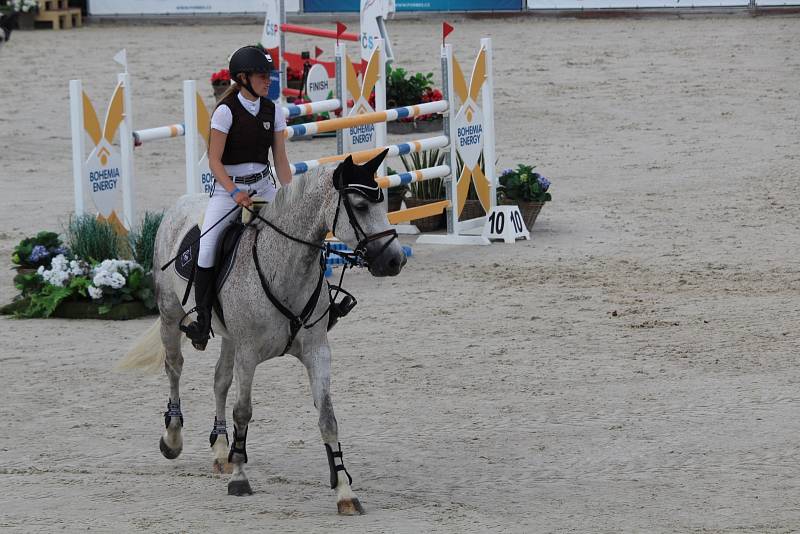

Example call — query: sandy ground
[1,14,800,533]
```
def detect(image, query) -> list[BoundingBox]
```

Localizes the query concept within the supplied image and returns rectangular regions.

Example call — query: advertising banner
[89,0,303,15]
[304,0,522,11]
[526,0,746,7]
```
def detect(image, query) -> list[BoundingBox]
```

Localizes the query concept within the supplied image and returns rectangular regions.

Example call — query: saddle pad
[174,224,247,293]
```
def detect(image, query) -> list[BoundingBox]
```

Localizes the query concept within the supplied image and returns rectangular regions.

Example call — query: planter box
[1,298,156,320]
[387,116,443,135]
[499,199,546,231]
[17,11,35,30]
[459,199,486,222]
[403,196,446,232]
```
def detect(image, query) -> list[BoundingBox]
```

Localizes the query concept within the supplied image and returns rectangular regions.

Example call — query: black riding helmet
[229,46,273,99]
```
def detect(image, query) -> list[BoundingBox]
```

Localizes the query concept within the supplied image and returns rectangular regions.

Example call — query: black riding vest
[217,92,275,166]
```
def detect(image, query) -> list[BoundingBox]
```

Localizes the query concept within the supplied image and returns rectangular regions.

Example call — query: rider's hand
[234,190,253,208]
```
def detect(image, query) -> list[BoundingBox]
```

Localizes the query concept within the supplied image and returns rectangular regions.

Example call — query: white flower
[109,272,126,289]
[69,260,88,276]
[87,286,104,300]
[38,254,73,287]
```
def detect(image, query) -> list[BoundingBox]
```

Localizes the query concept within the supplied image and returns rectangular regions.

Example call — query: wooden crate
[34,0,82,30]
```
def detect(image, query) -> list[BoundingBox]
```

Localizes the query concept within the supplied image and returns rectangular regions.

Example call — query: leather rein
[244,189,398,355]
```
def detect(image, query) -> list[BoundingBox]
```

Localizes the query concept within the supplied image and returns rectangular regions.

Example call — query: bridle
[245,177,399,355]
[330,169,399,263]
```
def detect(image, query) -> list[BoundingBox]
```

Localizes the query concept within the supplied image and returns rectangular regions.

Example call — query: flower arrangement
[12,231,68,269]
[14,255,154,318]
[497,164,552,203]
[10,0,38,13]
[286,65,302,82]
[5,212,163,319]
[386,66,443,122]
[210,68,231,87]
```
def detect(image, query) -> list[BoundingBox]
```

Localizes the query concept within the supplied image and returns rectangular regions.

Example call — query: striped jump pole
[132,124,185,146]
[289,135,450,176]
[282,98,341,119]
[285,100,448,139]
[375,165,451,188]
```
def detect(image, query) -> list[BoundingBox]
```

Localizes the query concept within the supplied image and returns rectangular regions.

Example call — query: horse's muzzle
[367,245,407,277]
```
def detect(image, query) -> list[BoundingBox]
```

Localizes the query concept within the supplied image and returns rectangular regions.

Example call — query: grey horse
[120,151,406,514]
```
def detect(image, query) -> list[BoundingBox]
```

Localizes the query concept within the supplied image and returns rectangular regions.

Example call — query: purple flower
[52,246,69,256]
[537,175,551,191]
[28,245,50,263]
[501,168,514,176]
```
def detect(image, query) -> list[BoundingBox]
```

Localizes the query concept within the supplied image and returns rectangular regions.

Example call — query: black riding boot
[182,266,216,351]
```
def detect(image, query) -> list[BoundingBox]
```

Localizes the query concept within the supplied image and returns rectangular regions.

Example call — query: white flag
[113,49,127,72]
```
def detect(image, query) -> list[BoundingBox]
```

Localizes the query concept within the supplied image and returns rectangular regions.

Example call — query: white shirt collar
[237,92,260,113]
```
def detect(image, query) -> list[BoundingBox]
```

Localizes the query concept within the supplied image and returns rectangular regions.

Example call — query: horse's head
[330,150,407,277]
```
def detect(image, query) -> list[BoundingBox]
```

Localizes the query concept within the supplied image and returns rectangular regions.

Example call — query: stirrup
[179,307,213,350]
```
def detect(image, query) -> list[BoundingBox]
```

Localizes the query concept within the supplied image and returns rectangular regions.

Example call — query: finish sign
[305,64,330,102]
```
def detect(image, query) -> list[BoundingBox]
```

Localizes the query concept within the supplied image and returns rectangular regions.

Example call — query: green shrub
[66,215,124,263]
[129,211,164,273]
[401,149,446,200]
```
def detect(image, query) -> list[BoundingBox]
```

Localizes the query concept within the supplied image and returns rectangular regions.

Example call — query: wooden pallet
[34,0,82,30]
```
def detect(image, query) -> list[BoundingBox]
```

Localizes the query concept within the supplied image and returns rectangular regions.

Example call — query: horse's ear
[363,148,389,176]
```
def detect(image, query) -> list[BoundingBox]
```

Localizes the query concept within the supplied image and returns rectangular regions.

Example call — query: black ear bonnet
[332,149,389,203]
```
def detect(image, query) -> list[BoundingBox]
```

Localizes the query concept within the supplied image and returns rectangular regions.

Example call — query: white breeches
[198,177,277,268]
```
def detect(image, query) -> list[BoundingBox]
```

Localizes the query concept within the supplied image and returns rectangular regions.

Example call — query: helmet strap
[238,73,259,101]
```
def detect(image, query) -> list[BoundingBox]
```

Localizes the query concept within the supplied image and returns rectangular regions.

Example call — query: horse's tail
[117,318,167,374]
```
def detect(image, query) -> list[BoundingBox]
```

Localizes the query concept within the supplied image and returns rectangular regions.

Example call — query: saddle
[174,222,247,325]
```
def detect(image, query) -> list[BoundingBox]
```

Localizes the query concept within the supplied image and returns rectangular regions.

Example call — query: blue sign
[268,70,281,101]
[304,0,522,11]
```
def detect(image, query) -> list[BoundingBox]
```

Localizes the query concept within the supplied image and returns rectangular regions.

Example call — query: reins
[242,188,395,355]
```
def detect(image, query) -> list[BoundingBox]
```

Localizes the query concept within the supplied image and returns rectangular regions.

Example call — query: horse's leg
[303,343,365,515]
[159,318,184,459]
[227,355,257,496]
[210,338,234,474]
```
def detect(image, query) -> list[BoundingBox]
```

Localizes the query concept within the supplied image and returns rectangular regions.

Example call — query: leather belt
[232,167,271,185]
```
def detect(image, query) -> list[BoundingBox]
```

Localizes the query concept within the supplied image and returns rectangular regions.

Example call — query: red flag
[336,22,347,44]
[442,22,454,45]
[315,46,323,58]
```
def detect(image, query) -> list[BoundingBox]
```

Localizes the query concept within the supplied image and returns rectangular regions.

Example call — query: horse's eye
[354,203,369,212]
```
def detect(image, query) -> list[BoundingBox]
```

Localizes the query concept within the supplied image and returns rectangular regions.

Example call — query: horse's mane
[265,166,332,214]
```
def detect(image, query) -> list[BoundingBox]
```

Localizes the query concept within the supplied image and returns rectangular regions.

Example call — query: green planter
[1,298,156,320]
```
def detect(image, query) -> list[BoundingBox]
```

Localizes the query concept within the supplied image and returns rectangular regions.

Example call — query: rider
[182,45,293,350]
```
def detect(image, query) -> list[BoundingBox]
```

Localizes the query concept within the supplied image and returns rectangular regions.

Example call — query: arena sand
[1,14,799,533]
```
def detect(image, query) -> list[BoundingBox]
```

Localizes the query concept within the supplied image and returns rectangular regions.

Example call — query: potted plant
[10,0,37,30]
[286,65,304,92]
[386,65,443,134]
[384,166,408,213]
[496,164,552,230]
[400,149,447,232]
[210,68,231,100]
[11,231,68,275]
[2,213,162,320]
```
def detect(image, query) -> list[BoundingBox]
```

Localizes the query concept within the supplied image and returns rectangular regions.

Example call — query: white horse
[120,151,406,514]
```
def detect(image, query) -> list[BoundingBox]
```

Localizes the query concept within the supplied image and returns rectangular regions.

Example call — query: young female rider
[182,46,293,350]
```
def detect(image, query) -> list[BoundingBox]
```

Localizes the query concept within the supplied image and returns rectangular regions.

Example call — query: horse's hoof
[228,479,253,496]
[337,498,365,515]
[212,459,233,475]
[159,436,182,459]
